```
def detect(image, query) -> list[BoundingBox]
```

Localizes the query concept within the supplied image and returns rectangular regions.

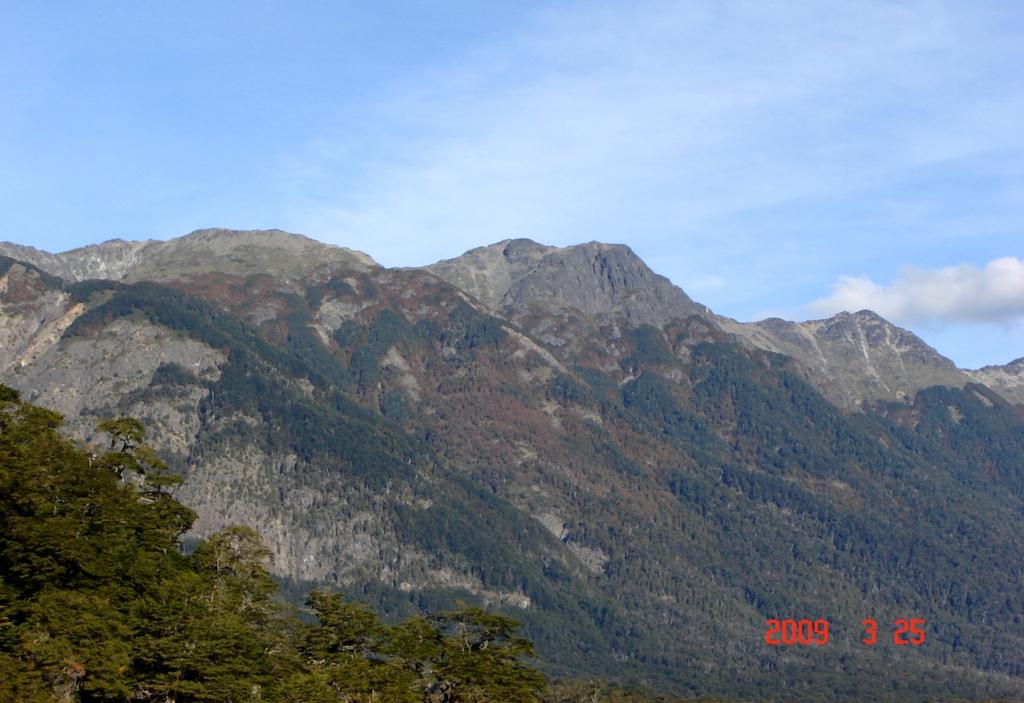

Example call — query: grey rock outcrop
[0,243,79,280]
[426,239,706,326]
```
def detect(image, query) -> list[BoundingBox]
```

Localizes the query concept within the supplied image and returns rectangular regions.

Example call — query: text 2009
[764,618,925,646]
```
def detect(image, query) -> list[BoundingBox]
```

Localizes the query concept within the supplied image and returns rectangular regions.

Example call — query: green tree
[0,385,550,703]
[430,608,546,703]
[301,591,421,702]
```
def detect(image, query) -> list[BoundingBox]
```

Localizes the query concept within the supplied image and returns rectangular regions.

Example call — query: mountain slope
[967,356,1024,405]
[717,311,974,408]
[426,239,984,410]
[2,231,1024,701]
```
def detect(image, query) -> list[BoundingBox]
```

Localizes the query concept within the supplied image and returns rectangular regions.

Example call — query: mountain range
[2,229,1023,701]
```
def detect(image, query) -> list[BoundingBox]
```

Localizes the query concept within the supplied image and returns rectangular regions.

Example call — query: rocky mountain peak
[418,238,557,307]
[1,229,378,284]
[719,307,971,408]
[121,228,379,283]
[966,355,1024,405]
[426,239,705,326]
[0,242,76,281]
[974,355,1024,372]
[57,238,157,281]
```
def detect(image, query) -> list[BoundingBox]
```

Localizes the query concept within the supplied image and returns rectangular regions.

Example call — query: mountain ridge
[423,235,1013,408]
[0,228,378,285]
[966,355,1024,405]
[4,229,1019,409]
[5,229,1018,410]
[715,309,975,408]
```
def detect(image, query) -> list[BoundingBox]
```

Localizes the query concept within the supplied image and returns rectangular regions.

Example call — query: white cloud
[808,257,1024,324]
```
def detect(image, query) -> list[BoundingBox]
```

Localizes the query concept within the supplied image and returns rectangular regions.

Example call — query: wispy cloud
[280,0,1024,273]
[809,257,1024,324]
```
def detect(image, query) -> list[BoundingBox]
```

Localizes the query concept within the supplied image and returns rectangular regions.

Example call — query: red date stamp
[764,618,829,645]
[764,618,925,646]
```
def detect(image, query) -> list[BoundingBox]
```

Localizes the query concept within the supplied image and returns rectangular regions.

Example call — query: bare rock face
[718,310,972,408]
[0,243,78,280]
[54,239,157,281]
[0,262,77,372]
[10,318,225,441]
[0,238,160,281]
[426,239,705,326]
[423,239,559,308]
[967,357,1024,405]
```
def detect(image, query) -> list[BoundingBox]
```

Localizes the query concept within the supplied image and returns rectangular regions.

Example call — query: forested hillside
[3,232,1024,701]
[2,386,695,702]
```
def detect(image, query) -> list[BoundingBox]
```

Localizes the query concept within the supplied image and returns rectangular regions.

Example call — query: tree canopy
[0,385,555,702]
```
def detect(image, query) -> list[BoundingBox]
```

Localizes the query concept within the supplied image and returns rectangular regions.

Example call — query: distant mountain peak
[973,355,1024,372]
[497,237,556,255]
[0,228,378,284]
[718,307,971,408]
[966,355,1024,405]
[122,228,380,283]
[174,227,326,247]
[4,228,1020,409]
[426,239,704,325]
[843,308,886,322]
[0,242,78,281]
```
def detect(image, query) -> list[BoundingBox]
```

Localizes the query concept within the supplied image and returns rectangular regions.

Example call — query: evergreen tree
[0,386,552,702]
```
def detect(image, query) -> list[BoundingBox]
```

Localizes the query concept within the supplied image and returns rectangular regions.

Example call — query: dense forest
[0,384,710,702]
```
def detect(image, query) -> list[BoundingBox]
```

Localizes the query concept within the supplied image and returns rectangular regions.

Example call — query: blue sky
[2,1,1023,368]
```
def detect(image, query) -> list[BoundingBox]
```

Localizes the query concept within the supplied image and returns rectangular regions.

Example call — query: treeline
[0,385,694,703]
